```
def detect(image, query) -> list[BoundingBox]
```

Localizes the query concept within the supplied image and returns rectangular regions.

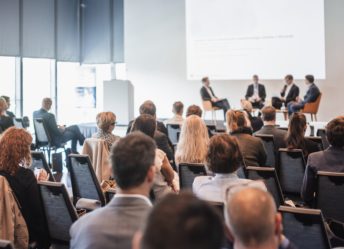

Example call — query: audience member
[70,132,156,249]
[0,97,14,132]
[286,113,320,160]
[131,114,178,200]
[165,101,184,126]
[92,111,120,150]
[175,115,209,165]
[241,99,263,132]
[186,104,203,117]
[134,193,225,249]
[0,95,15,118]
[193,133,266,203]
[302,116,344,203]
[245,75,266,109]
[225,188,296,249]
[255,106,287,150]
[0,127,50,248]
[227,110,267,166]
[200,76,230,120]
[272,75,299,109]
[287,74,320,114]
[33,98,85,152]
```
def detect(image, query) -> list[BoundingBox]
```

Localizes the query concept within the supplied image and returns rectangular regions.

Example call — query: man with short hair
[254,106,287,150]
[33,97,85,152]
[165,101,184,126]
[70,132,156,249]
[287,74,320,114]
[302,116,344,203]
[272,75,300,109]
[225,188,296,249]
[245,75,266,109]
[133,193,224,249]
[0,95,15,118]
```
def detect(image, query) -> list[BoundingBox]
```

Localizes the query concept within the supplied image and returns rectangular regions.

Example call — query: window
[0,56,16,114]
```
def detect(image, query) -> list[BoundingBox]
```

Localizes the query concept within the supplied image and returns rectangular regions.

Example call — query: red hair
[0,127,32,175]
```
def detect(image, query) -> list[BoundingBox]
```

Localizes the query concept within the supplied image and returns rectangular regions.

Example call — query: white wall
[125,0,344,122]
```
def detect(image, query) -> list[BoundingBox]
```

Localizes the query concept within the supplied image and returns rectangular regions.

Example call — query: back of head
[176,115,209,164]
[110,132,156,190]
[96,111,116,132]
[261,106,276,122]
[42,97,52,110]
[186,105,203,117]
[139,100,157,117]
[131,114,157,138]
[173,101,184,115]
[0,97,8,113]
[207,134,242,174]
[141,192,224,249]
[326,116,344,148]
[226,188,278,248]
[226,110,248,133]
[0,127,32,175]
[286,113,307,150]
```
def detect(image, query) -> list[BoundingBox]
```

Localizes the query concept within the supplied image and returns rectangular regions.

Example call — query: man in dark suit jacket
[272,75,300,109]
[200,76,230,120]
[287,74,320,115]
[33,98,85,152]
[301,116,344,203]
[70,132,155,249]
[245,75,266,109]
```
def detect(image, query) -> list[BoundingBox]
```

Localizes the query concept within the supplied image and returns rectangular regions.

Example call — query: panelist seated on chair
[245,74,267,109]
[272,74,300,110]
[33,97,85,153]
[287,74,320,115]
[0,95,15,118]
[200,76,230,120]
[0,97,14,133]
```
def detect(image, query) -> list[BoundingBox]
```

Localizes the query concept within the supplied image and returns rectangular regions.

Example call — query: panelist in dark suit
[287,74,320,114]
[301,116,344,203]
[33,98,85,152]
[272,75,300,109]
[200,76,230,120]
[245,75,266,109]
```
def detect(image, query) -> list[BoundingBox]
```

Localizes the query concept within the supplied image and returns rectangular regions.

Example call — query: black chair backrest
[316,171,344,222]
[0,240,14,249]
[38,181,78,244]
[254,134,276,167]
[317,128,330,150]
[33,118,50,147]
[68,154,106,206]
[246,166,284,207]
[166,124,181,145]
[305,136,324,150]
[30,151,56,182]
[12,118,24,128]
[178,163,207,189]
[105,188,116,203]
[279,206,331,249]
[278,149,306,196]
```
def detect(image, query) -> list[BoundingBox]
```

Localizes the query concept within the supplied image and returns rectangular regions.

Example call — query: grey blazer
[70,196,152,249]
[254,125,287,150]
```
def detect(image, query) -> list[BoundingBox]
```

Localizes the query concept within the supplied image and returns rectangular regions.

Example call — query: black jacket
[200,86,217,102]
[281,84,300,105]
[0,115,14,133]
[245,84,266,101]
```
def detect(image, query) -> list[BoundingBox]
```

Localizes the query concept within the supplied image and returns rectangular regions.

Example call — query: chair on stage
[202,100,220,122]
[301,93,322,121]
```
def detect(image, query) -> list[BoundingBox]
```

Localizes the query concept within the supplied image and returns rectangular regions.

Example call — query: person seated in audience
[186,104,203,117]
[0,95,15,118]
[164,101,184,126]
[70,132,156,249]
[175,115,209,165]
[0,127,50,248]
[241,99,263,132]
[193,133,266,203]
[227,110,267,166]
[225,187,297,249]
[302,116,344,203]
[133,192,225,249]
[255,106,287,150]
[245,74,266,109]
[272,75,299,110]
[33,98,85,152]
[287,74,320,115]
[131,114,178,200]
[92,111,120,150]
[200,76,230,120]
[0,97,14,133]
[286,113,320,161]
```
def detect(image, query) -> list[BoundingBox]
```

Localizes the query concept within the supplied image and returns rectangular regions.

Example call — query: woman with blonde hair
[92,111,120,149]
[0,97,14,133]
[0,127,50,248]
[175,115,209,165]
[226,110,266,167]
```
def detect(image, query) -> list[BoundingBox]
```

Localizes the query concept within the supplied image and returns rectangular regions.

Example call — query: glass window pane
[0,56,16,115]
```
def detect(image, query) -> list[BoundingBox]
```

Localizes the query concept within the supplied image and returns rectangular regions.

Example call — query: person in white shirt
[164,101,184,126]
[193,133,266,203]
[245,75,267,109]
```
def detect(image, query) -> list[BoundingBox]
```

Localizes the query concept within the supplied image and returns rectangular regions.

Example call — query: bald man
[225,188,296,249]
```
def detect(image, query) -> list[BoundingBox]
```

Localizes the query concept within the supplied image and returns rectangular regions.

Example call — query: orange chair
[301,93,322,121]
[202,100,220,121]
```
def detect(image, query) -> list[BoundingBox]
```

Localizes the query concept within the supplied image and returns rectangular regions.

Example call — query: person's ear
[275,213,283,238]
[132,231,142,249]
[225,224,235,243]
[147,165,155,184]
